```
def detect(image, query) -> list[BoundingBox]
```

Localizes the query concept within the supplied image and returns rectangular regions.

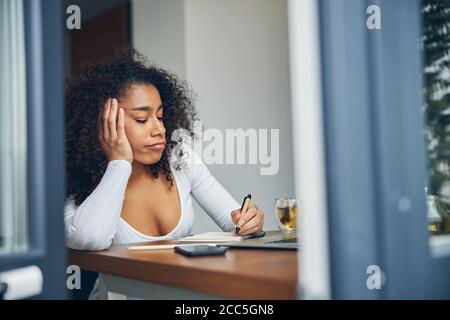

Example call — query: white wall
[132,0,186,77]
[133,0,294,233]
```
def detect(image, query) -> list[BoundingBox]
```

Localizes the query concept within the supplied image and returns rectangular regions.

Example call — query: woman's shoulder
[169,141,204,172]
[168,141,211,189]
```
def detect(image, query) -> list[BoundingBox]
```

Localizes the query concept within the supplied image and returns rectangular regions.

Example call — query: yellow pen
[235,194,252,234]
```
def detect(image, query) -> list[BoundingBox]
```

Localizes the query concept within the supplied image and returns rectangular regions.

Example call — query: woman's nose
[150,119,165,137]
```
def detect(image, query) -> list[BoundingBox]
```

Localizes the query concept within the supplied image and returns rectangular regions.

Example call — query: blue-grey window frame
[0,0,67,299]
[319,0,450,299]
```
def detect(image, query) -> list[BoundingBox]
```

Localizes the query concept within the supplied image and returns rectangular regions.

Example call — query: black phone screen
[174,245,227,257]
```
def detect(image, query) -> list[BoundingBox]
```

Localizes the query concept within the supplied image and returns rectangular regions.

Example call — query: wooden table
[68,231,298,300]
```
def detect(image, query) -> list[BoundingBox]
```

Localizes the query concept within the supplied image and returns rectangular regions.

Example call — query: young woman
[64,51,265,252]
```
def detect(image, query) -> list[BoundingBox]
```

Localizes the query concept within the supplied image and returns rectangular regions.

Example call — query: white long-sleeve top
[64,144,240,251]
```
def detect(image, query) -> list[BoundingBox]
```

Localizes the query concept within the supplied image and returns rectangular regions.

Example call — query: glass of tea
[275,198,299,232]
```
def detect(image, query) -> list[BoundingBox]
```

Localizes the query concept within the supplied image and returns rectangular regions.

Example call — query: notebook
[127,231,266,251]
[179,231,266,243]
[178,232,243,243]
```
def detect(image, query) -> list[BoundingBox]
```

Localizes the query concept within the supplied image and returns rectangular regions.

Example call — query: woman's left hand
[230,204,264,236]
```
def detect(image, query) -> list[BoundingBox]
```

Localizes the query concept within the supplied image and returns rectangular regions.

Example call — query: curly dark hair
[65,50,198,206]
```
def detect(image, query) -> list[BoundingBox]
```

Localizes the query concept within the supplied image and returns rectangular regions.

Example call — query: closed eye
[136,117,163,123]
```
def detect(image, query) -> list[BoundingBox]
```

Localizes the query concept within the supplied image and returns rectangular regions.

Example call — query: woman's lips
[145,143,166,150]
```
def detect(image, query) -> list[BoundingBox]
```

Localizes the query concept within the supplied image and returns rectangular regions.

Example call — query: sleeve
[180,144,241,232]
[64,160,132,251]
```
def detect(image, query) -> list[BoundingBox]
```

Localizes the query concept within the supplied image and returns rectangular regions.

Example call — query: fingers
[102,98,111,142]
[240,224,261,236]
[237,205,257,228]
[229,205,265,236]
[239,213,262,235]
[231,210,240,223]
[118,107,126,141]
[101,98,122,144]
[98,97,133,163]
[237,206,264,236]
[108,98,118,141]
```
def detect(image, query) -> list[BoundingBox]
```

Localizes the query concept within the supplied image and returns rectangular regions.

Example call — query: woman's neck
[129,161,151,185]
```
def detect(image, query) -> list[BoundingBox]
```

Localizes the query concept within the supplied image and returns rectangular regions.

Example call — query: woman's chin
[134,153,163,165]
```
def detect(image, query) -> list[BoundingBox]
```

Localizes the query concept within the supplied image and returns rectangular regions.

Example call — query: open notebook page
[178,232,243,243]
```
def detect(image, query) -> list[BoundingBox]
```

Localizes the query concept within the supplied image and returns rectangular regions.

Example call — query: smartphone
[174,245,227,257]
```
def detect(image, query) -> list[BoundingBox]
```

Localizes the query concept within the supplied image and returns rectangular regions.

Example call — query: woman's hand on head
[230,203,264,236]
[99,98,133,164]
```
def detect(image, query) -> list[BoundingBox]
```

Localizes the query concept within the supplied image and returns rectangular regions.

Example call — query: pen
[235,194,251,235]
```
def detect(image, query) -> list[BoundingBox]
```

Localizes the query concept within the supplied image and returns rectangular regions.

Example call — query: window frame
[0,0,67,299]
[319,0,450,299]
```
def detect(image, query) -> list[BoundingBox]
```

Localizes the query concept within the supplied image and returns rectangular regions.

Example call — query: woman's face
[118,84,166,165]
